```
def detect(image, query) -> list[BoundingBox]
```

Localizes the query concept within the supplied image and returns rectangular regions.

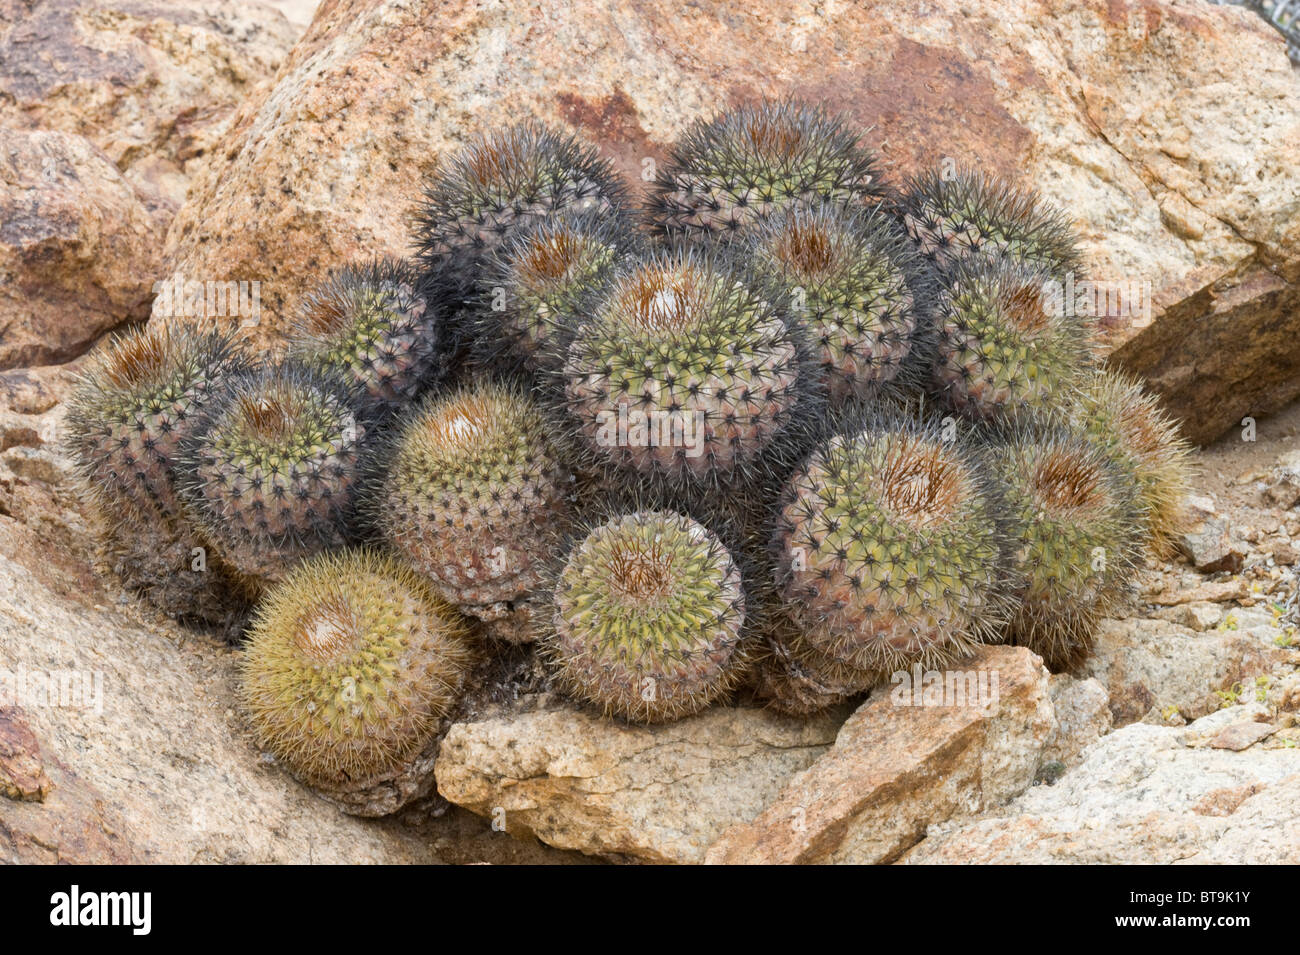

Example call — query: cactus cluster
[67,98,1194,816]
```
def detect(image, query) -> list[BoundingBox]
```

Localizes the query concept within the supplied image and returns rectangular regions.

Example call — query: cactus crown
[213,371,356,466]
[434,122,620,210]
[563,245,807,483]
[546,510,746,722]
[648,99,886,239]
[416,121,626,294]
[73,322,238,423]
[775,413,1010,675]
[477,208,633,369]
[66,322,245,513]
[1070,369,1192,557]
[998,432,1138,566]
[746,201,924,403]
[786,426,991,567]
[241,550,472,786]
[932,256,1093,421]
[388,381,548,484]
[290,257,438,415]
[902,166,1082,274]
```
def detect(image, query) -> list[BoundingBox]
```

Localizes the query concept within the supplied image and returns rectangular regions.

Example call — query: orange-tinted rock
[0,0,299,218]
[704,645,1053,864]
[0,128,161,369]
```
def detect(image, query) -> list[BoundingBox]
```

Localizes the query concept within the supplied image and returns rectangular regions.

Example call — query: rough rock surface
[1177,494,1247,573]
[903,704,1300,864]
[0,0,300,218]
[1265,450,1300,509]
[1042,674,1112,767]
[435,694,847,864]
[1082,613,1293,725]
[1,128,162,369]
[703,646,1054,864]
[162,0,1300,443]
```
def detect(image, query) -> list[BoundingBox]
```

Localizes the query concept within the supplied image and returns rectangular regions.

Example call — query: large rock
[0,0,299,218]
[162,0,1300,443]
[434,695,847,864]
[0,128,162,369]
[704,646,1055,864]
[1082,613,1293,725]
[903,704,1300,864]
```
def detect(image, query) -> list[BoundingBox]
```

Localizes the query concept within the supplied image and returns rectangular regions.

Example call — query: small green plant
[1214,682,1244,708]
[1255,675,1271,703]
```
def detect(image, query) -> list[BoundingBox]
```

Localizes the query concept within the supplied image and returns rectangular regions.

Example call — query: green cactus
[562,246,812,490]
[647,99,887,241]
[1067,368,1193,559]
[64,321,251,624]
[900,166,1081,275]
[931,257,1094,422]
[543,510,748,723]
[774,415,1010,681]
[415,122,627,303]
[474,207,637,374]
[289,257,444,420]
[369,380,573,642]
[990,425,1143,671]
[745,201,926,408]
[240,549,474,816]
[180,362,363,588]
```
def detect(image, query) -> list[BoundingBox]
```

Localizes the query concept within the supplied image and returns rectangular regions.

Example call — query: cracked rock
[434,693,848,863]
